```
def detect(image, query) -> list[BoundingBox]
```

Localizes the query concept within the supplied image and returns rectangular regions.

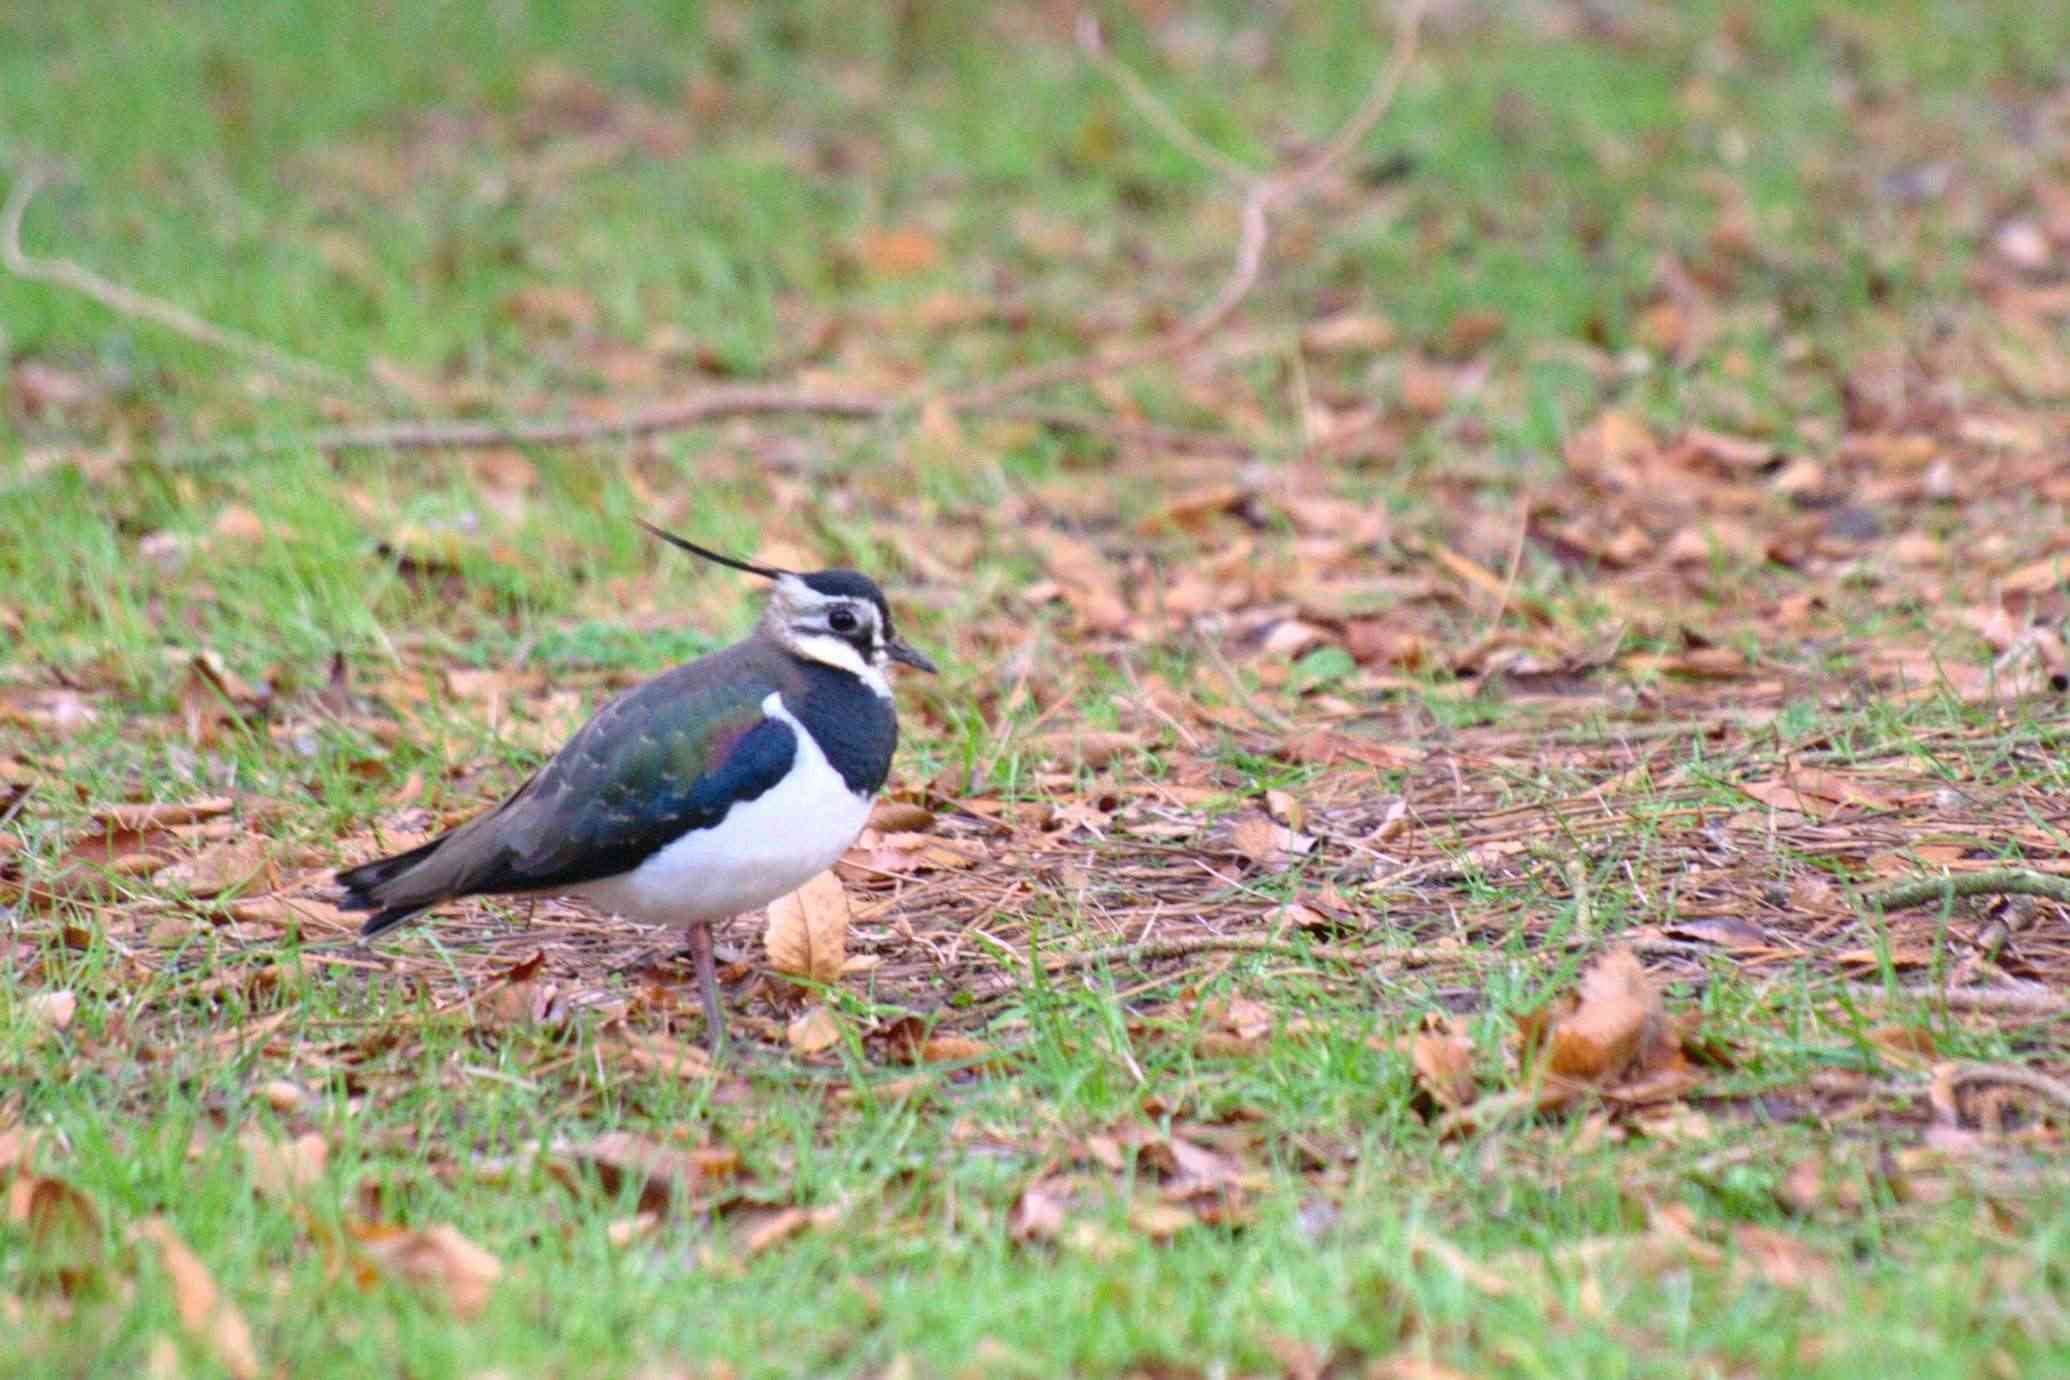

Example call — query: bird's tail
[336,835,448,937]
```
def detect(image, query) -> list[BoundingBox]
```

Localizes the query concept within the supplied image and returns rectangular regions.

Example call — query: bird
[335,519,936,1052]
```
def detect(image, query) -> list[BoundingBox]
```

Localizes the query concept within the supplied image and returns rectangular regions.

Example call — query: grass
[7,0,2070,1375]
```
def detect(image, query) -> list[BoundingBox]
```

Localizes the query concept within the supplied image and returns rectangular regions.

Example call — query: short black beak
[887,637,938,674]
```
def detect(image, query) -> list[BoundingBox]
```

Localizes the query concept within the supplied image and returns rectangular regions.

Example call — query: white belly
[571,694,872,928]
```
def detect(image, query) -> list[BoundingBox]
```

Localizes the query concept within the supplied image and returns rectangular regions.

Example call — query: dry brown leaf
[1732,1224,1835,1299]
[211,506,268,544]
[866,800,935,833]
[1662,915,1769,950]
[1564,410,1656,488]
[1663,520,1766,566]
[1025,729,1145,767]
[857,226,941,277]
[605,1213,660,1249]
[1280,731,1426,771]
[134,1219,261,1380]
[1777,1156,1832,1216]
[1394,362,1453,419]
[1229,812,1316,871]
[1868,1024,1938,1070]
[1441,307,1506,356]
[916,1036,999,1067]
[1887,530,1944,566]
[499,690,589,755]
[1133,484,1250,536]
[1681,426,1775,469]
[1370,1360,1477,1380]
[1204,995,1275,1046]
[1735,778,1819,818]
[1546,947,1665,1085]
[225,892,360,936]
[2002,554,2068,595]
[26,990,75,1033]
[786,1004,842,1055]
[0,685,101,738]
[1009,1177,1072,1242]
[1301,311,1396,354]
[480,965,561,1028]
[1345,622,1428,668]
[764,871,848,986]
[1263,789,1305,833]
[1026,529,1131,633]
[1407,1228,1513,1297]
[504,283,598,332]
[258,1080,305,1113]
[1645,1201,1725,1267]
[1634,1105,1714,1145]
[241,1129,328,1201]
[564,1133,738,1212]
[177,654,268,747]
[7,1166,101,1257]
[154,836,270,897]
[610,1030,714,1080]
[1412,1028,1477,1110]
[352,1222,502,1319]
[841,832,988,878]
[739,1206,815,1257]
[834,1073,934,1106]
[102,798,235,832]
[0,1128,41,1176]
[1784,768,1897,813]
[1125,1200,1197,1240]
[1258,619,1329,659]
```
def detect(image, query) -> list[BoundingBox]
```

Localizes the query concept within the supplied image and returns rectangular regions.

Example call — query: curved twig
[1842,983,2064,1015]
[160,386,896,461]
[2,166,364,397]
[3,4,1423,476]
[1075,13,1257,184]
[1949,1062,2070,1116]
[1858,868,2070,912]
[947,0,1427,412]
[117,400,1254,468]
[1040,934,1368,974]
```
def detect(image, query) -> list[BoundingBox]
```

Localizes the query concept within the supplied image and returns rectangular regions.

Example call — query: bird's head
[636,519,936,693]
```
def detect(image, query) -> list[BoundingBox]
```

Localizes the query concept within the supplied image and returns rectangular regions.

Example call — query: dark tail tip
[357,904,427,939]
[335,835,448,939]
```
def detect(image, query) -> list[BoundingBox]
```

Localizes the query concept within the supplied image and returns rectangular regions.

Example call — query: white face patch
[786,631,892,697]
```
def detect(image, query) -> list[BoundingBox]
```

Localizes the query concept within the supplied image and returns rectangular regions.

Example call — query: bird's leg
[685,921,729,1058]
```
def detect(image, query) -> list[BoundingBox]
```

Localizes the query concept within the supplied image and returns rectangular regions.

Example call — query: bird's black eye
[828,607,859,635]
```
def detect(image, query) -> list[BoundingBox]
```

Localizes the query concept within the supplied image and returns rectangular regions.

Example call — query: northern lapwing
[335,520,936,1051]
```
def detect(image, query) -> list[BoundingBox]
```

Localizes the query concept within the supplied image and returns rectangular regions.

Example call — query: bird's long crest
[635,518,792,580]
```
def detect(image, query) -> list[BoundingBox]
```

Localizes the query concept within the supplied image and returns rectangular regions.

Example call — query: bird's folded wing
[483,693,797,892]
[346,671,796,910]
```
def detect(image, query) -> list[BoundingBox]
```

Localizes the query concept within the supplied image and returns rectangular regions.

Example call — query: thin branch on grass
[1018,408,1256,458]
[160,386,897,459]
[1841,983,2065,1015]
[4,7,1421,475]
[1858,868,2070,913]
[113,401,1255,468]
[1949,1062,2070,1117]
[1030,931,1726,978]
[1,165,363,398]
[1038,934,1369,974]
[952,0,1427,413]
[1074,13,1256,184]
